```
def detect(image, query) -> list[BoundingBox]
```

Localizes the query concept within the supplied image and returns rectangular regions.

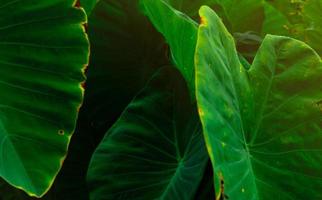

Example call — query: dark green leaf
[87,67,208,200]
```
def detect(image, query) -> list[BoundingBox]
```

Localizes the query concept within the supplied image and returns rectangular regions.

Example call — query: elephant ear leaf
[195,6,322,200]
[87,67,208,200]
[140,0,198,96]
[246,35,322,199]
[0,0,88,197]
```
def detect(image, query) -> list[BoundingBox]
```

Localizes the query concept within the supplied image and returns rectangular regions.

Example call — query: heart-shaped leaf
[87,67,208,200]
[195,6,322,199]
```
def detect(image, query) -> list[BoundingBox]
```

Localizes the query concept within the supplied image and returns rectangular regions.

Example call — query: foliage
[0,0,321,199]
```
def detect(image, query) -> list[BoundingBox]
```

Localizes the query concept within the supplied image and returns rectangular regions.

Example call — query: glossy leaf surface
[140,0,198,96]
[195,6,322,200]
[0,0,88,197]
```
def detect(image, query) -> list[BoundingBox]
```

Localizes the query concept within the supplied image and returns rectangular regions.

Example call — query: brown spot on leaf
[74,0,81,8]
[58,130,65,135]
[218,173,229,200]
[81,81,86,89]
[83,23,88,33]
[73,0,88,33]
[200,16,207,26]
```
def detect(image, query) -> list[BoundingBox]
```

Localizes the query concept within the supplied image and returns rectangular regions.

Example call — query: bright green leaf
[140,0,198,96]
[0,0,89,197]
[195,6,322,200]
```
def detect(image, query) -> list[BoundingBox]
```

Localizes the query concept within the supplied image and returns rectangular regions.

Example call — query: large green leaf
[263,0,322,56]
[87,67,208,199]
[195,6,322,200]
[33,1,169,198]
[192,0,265,61]
[59,3,168,196]
[0,0,88,197]
[140,0,198,96]
[302,0,322,55]
[189,0,322,60]
[47,0,168,198]
[261,2,290,36]
[161,0,264,34]
[0,115,93,200]
[211,0,265,33]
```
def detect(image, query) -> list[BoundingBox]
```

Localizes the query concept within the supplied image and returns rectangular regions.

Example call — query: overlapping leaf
[8,0,166,198]
[87,67,208,200]
[264,0,322,56]
[140,0,198,96]
[195,6,322,199]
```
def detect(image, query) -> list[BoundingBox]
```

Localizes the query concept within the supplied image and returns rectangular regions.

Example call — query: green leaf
[265,0,322,56]
[199,0,265,61]
[210,0,264,33]
[37,113,92,200]
[87,67,208,200]
[261,2,290,36]
[0,178,32,200]
[53,0,170,198]
[140,0,198,96]
[195,6,322,199]
[302,0,322,55]
[162,0,212,19]
[0,0,89,197]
